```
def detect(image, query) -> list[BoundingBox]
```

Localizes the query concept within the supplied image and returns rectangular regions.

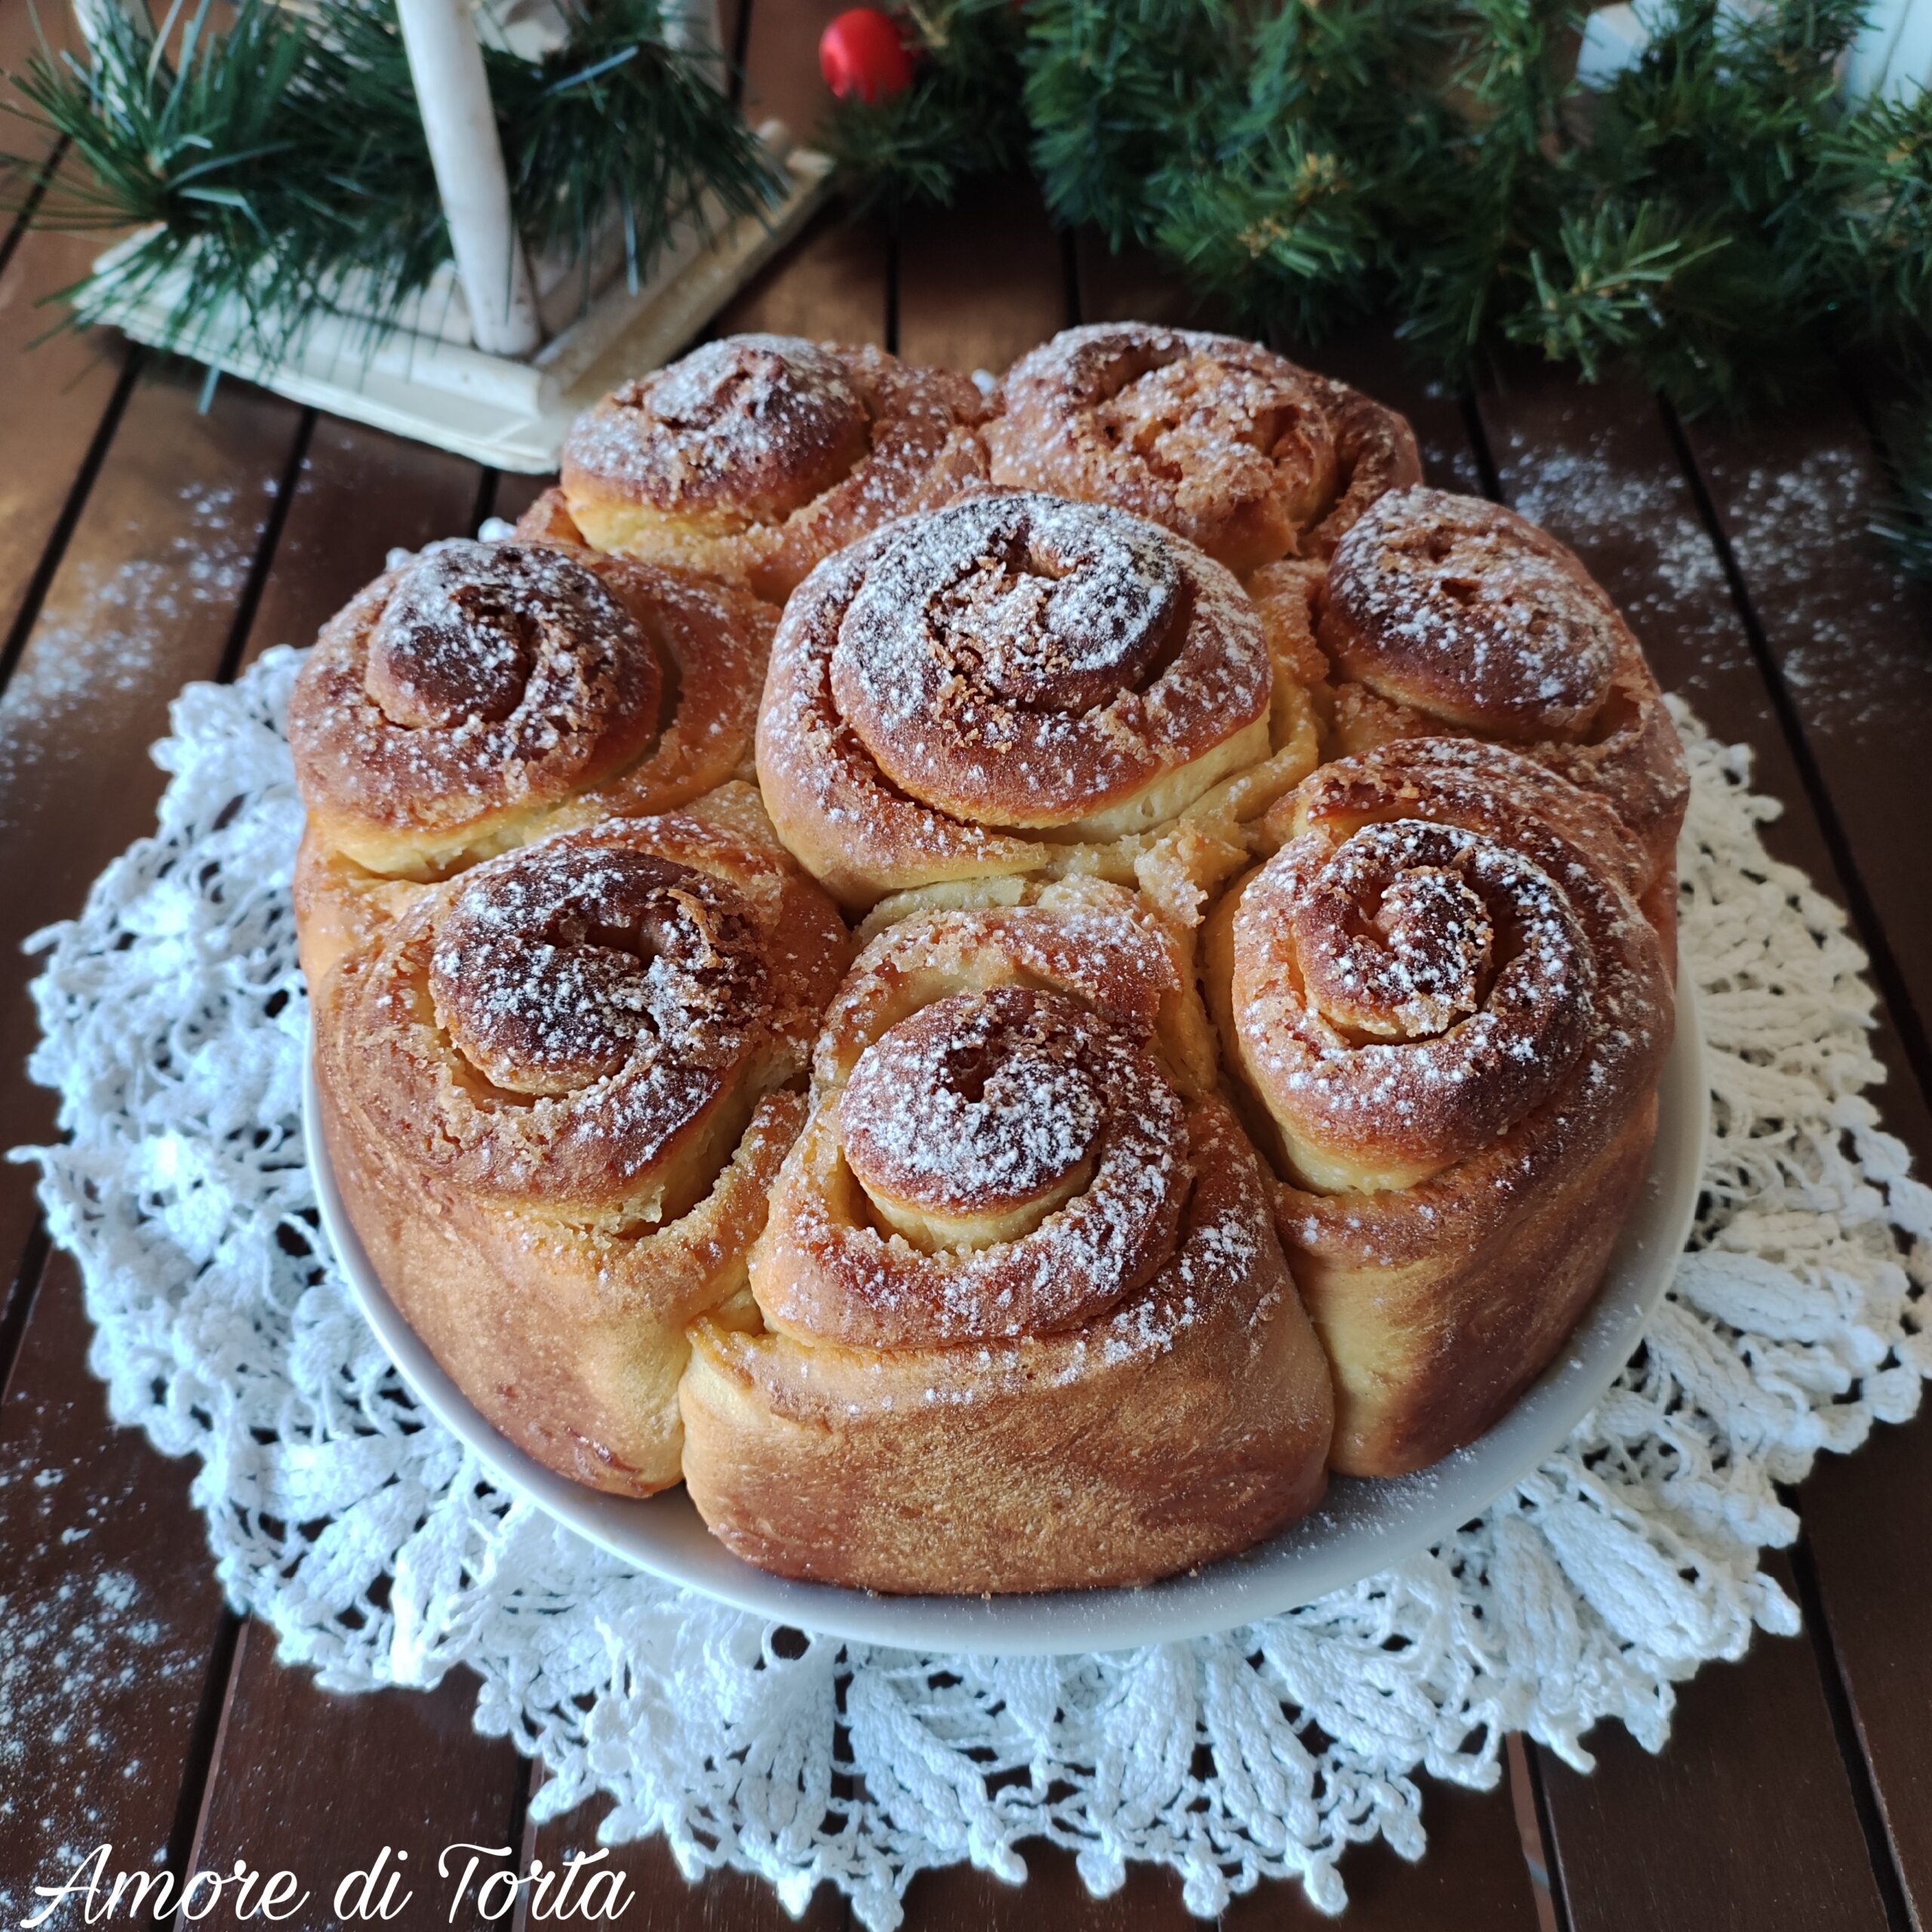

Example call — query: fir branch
[1023,0,1238,248]
[824,0,1932,415]
[1873,398,1932,580]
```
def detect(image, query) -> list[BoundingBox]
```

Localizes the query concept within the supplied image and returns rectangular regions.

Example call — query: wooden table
[3,3,1930,1926]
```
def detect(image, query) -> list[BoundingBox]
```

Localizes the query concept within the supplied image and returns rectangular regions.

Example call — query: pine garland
[0,0,780,360]
[827,0,1932,418]
[1873,399,1932,578]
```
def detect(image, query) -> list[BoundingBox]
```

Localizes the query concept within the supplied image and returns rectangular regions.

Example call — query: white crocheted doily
[19,648,1930,1927]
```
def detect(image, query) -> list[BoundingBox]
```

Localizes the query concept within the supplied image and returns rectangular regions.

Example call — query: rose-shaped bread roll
[679,880,1335,1592]
[986,323,1422,574]
[312,811,851,1497]
[288,537,773,984]
[555,334,989,600]
[1251,487,1689,922]
[1204,739,1673,1476]
[756,491,1319,914]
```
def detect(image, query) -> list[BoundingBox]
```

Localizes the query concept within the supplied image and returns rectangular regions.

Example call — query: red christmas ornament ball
[820,8,915,103]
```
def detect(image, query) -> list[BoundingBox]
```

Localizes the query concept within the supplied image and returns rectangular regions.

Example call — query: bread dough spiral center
[429,841,761,1103]
[841,989,1108,1244]
[838,493,1181,721]
[363,540,640,731]
[1297,855,1496,1041]
[1238,816,1605,1188]
[818,491,1272,830]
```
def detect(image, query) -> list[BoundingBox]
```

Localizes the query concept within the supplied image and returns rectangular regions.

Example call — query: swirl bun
[289,537,774,983]
[1206,738,1672,1475]
[986,323,1422,574]
[313,811,851,1495]
[679,881,1335,1593]
[1256,486,1689,904]
[559,334,990,600]
[756,491,1301,910]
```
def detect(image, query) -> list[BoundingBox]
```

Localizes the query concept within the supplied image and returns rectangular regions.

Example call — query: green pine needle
[1874,400,1932,580]
[822,0,1932,417]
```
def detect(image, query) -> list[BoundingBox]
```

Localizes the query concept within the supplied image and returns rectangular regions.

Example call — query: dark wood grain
[0,365,303,1288]
[0,1251,231,1918]
[0,225,131,655]
[1679,399,1932,1030]
[1540,1556,1890,1932]
[1668,390,1932,1930]
[1475,360,1932,1931]
[897,174,1068,374]
[186,1627,526,1932]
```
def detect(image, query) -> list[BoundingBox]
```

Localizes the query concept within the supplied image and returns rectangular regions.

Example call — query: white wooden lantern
[78,0,832,469]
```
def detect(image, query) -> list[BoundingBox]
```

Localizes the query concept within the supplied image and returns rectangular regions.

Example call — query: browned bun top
[759,491,1270,860]
[830,983,1189,1334]
[752,881,1226,1349]
[1305,487,1691,884]
[1321,487,1627,740]
[1228,738,1670,1204]
[559,335,990,600]
[323,814,849,1223]
[289,540,662,861]
[986,322,1421,574]
[565,334,873,526]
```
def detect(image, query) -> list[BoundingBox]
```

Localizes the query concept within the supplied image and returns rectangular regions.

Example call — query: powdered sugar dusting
[1327,487,1622,731]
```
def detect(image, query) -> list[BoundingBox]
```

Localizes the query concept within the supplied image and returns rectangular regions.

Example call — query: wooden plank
[1540,1555,1890,1932]
[0,1251,230,1918]
[0,0,79,167]
[186,1626,526,1930]
[720,0,888,352]
[897,173,1068,375]
[737,0,838,143]
[1072,232,1235,334]
[1475,361,1932,1930]
[714,207,888,349]
[0,362,303,1289]
[0,361,302,1912]
[1664,392,1932,1927]
[238,416,484,670]
[1679,399,1932,1023]
[0,226,130,654]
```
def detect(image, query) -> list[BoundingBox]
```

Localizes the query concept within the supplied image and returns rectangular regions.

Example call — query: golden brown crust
[289,537,775,987]
[312,812,851,1496]
[559,334,990,601]
[678,881,1334,1592]
[986,323,1421,575]
[1204,739,1672,1474]
[1286,486,1690,890]
[754,491,1278,909]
